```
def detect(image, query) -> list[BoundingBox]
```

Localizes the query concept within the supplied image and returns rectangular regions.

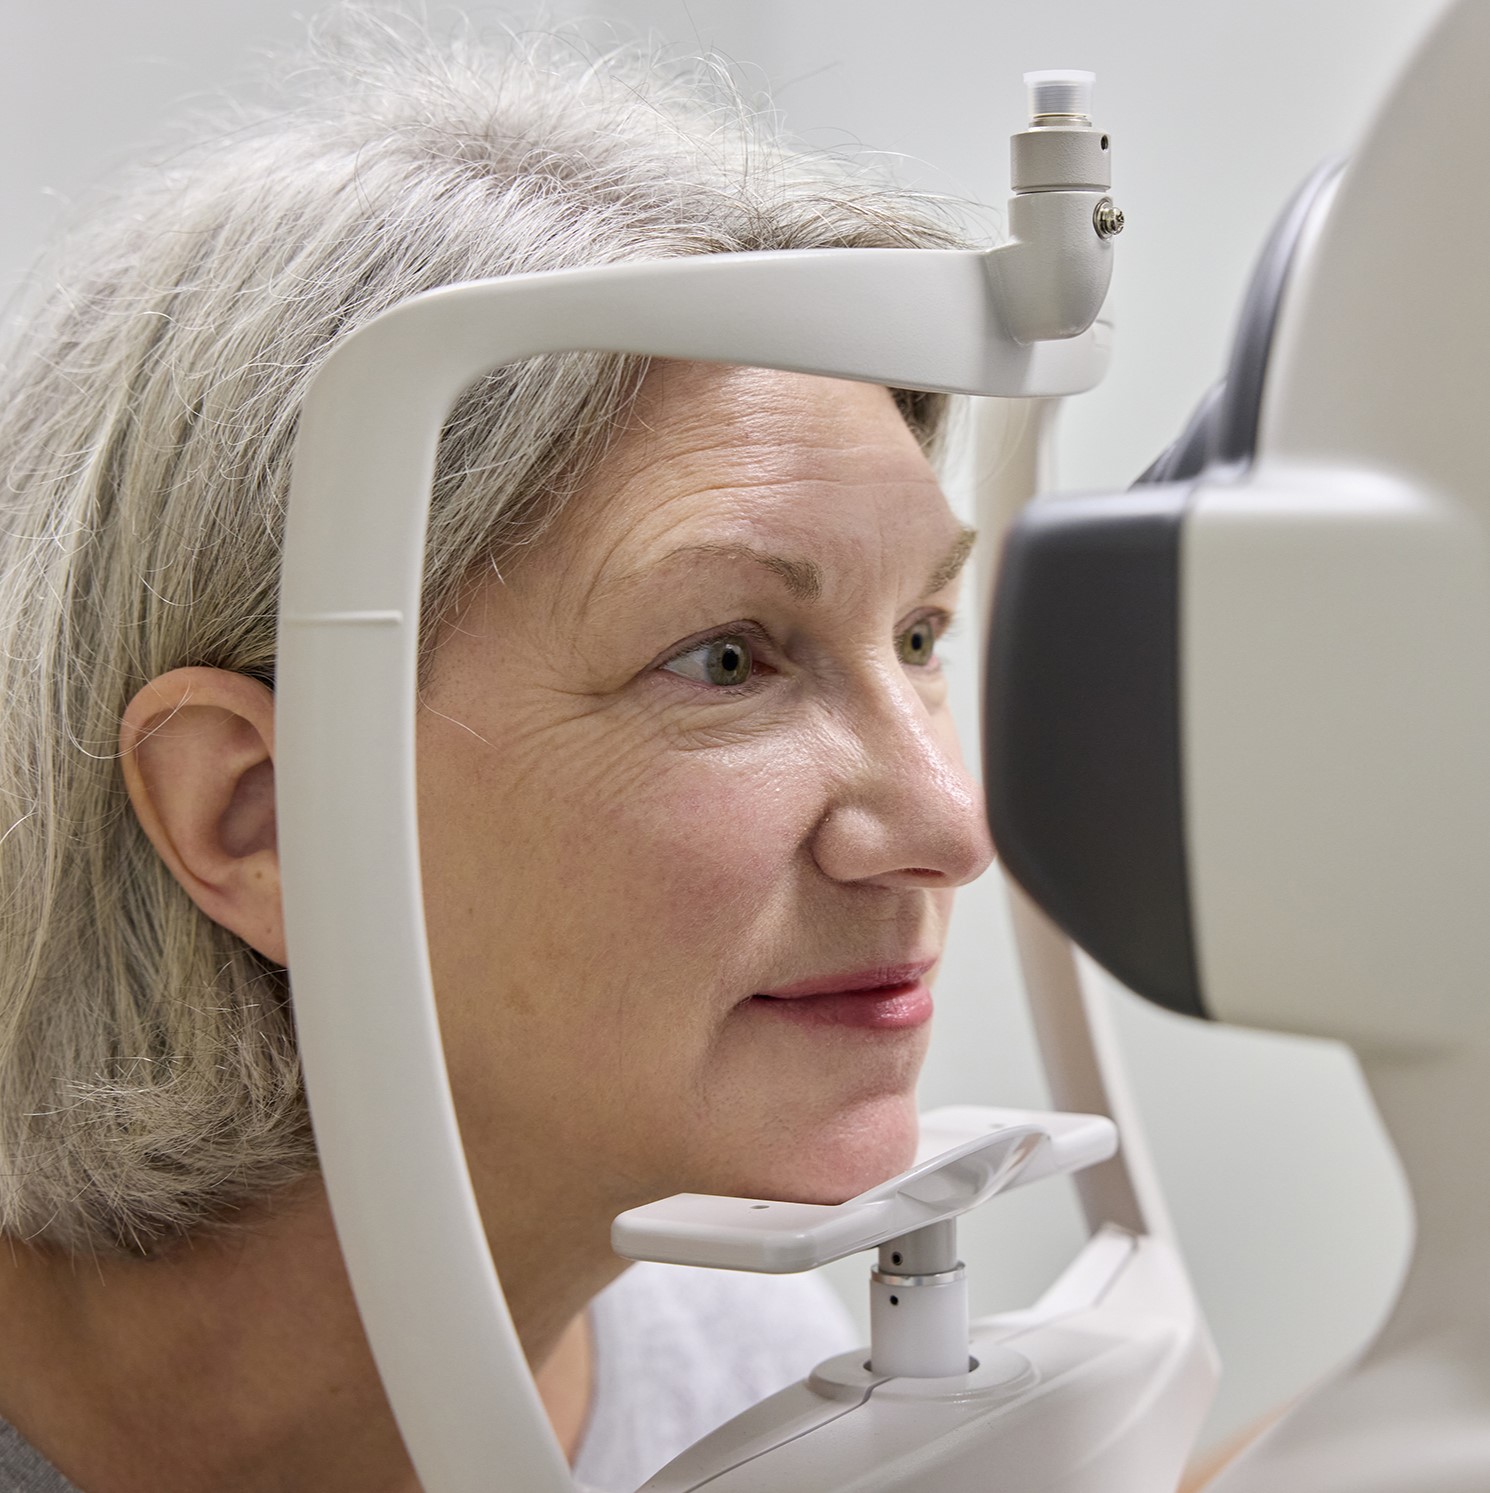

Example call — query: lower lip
[748,980,933,1030]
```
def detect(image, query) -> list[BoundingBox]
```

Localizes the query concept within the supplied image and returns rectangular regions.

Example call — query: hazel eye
[896,617,939,667]
[662,633,755,687]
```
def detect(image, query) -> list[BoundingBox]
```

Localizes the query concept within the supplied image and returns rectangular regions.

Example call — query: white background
[3,0,1447,1451]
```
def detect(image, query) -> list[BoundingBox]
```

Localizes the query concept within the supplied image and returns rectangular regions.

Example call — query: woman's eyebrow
[926,525,978,597]
[594,525,977,609]
[595,542,823,604]
[667,542,824,601]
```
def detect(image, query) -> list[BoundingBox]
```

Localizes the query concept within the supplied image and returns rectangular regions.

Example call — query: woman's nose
[809,682,995,891]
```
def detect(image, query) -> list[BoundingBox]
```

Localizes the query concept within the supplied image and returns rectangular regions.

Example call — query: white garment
[0,1421,74,1493]
[572,1261,859,1492]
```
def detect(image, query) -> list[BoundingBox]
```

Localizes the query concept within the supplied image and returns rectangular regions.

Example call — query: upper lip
[754,959,938,1000]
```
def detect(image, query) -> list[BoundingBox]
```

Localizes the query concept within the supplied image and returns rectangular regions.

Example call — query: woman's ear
[120,667,285,965]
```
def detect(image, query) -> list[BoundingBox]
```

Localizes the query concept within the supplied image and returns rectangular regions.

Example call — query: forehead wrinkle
[571,389,950,619]
[611,387,909,501]
[582,465,861,611]
[584,490,962,617]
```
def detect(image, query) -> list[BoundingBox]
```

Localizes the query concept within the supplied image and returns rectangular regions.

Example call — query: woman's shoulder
[573,1262,858,1493]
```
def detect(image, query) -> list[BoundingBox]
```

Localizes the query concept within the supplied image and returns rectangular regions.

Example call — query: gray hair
[0,15,964,1256]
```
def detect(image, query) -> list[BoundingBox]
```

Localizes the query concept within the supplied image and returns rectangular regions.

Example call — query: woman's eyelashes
[658,625,773,689]
[656,610,955,692]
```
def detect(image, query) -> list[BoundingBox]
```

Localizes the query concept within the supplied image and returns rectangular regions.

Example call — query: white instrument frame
[277,248,1132,1491]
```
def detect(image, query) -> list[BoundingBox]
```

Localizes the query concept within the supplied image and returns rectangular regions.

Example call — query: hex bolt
[1093,197,1125,238]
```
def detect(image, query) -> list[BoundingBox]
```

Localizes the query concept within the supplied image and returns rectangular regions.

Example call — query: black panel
[1133,380,1226,487]
[982,160,1350,1021]
[1214,156,1345,467]
[984,489,1204,1018]
[1135,156,1346,489]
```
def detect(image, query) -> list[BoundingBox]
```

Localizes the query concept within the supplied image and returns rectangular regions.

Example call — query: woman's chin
[735,1089,922,1205]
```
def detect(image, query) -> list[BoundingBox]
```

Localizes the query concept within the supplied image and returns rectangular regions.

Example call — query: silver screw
[1093,197,1125,238]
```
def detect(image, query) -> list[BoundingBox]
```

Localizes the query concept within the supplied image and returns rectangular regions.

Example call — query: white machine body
[611,1108,1113,1275]
[986,6,1490,1488]
[638,1230,1211,1492]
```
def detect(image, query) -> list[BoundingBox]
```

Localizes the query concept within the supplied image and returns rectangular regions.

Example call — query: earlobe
[120,667,286,965]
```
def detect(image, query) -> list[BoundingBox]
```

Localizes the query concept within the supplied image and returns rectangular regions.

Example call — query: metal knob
[1093,197,1126,238]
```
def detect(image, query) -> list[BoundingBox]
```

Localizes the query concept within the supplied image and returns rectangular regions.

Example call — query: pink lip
[757,961,937,999]
[748,960,937,1031]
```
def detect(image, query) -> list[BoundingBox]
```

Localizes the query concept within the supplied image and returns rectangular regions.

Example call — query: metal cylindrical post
[869,1267,971,1378]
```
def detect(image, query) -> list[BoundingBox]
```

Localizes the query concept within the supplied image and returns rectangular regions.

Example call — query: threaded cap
[1024,69,1096,123]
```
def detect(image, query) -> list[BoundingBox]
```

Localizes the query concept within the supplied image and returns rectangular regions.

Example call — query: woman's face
[417,362,993,1221]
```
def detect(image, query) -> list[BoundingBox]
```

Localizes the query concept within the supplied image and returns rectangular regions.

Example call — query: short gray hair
[0,15,963,1256]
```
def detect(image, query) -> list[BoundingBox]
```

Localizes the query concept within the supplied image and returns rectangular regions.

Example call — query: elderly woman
[0,21,993,1493]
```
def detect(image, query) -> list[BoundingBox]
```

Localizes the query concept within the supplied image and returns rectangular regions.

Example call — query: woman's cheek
[592,738,820,928]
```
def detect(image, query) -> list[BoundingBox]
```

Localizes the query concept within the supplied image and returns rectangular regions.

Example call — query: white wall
[3,0,1444,1453]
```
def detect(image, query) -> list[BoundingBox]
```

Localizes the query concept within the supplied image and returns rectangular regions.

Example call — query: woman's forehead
[567,362,958,570]
[621,361,912,471]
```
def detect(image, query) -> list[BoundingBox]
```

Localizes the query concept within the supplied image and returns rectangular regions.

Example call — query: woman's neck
[0,1176,607,1493]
